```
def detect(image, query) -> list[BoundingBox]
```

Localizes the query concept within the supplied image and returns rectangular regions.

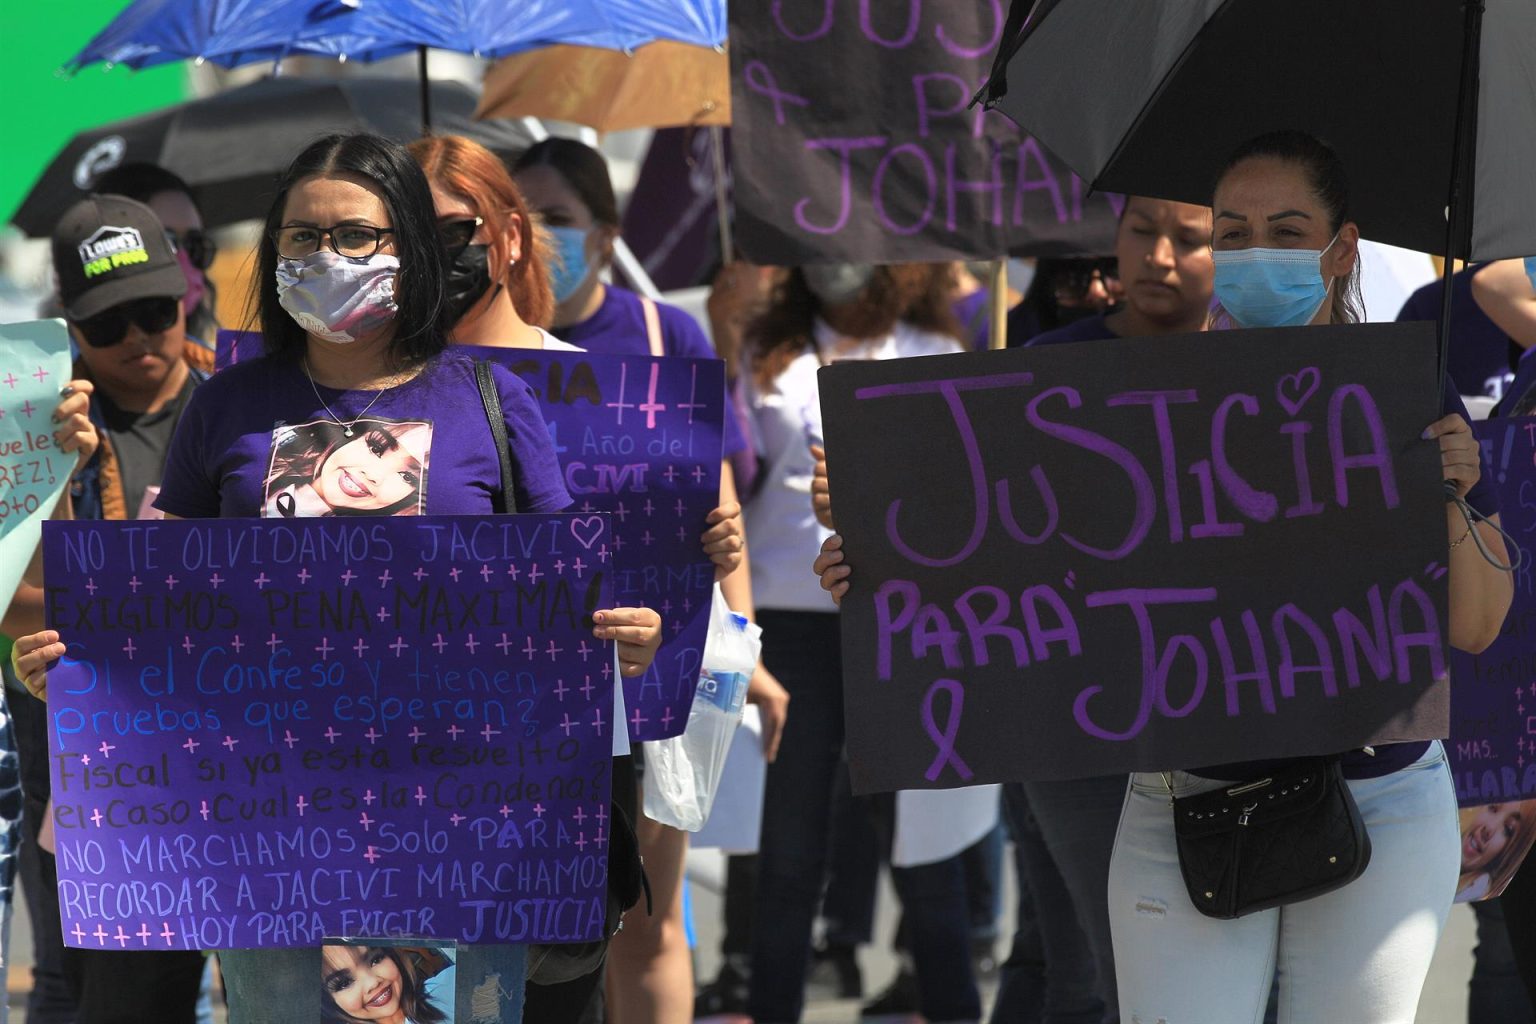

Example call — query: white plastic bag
[642,584,761,831]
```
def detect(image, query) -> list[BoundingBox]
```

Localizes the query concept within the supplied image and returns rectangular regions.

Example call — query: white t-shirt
[742,318,962,612]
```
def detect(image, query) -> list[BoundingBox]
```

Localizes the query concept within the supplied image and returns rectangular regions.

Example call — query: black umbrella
[979,0,1536,382]
[12,75,537,235]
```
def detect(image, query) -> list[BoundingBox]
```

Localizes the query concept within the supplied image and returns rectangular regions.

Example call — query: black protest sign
[820,322,1450,793]
[728,0,1123,264]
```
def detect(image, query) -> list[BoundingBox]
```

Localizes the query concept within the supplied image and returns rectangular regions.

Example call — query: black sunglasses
[438,216,484,260]
[166,228,217,271]
[75,296,180,348]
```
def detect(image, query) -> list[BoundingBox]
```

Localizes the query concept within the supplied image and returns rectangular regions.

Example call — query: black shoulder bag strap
[475,361,518,514]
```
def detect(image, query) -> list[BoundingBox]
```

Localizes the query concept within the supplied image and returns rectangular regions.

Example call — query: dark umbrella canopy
[11,75,536,235]
[984,0,1536,260]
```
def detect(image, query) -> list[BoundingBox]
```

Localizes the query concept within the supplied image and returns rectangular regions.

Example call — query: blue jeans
[748,610,979,1023]
[221,944,526,1023]
[1110,742,1459,1024]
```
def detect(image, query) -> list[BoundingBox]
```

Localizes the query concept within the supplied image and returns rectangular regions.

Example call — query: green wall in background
[1,0,188,223]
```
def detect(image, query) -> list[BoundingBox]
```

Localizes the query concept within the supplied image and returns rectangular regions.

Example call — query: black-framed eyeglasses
[274,224,395,260]
[437,216,484,260]
[75,296,180,348]
[165,228,217,271]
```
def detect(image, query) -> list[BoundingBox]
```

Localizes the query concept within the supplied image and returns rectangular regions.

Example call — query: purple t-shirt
[951,291,991,352]
[1397,265,1517,400]
[156,348,571,519]
[552,286,747,458]
[1024,313,1119,348]
[1021,314,1495,779]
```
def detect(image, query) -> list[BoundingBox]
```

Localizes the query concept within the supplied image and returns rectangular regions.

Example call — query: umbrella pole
[418,46,433,135]
[1436,0,1485,401]
[988,260,1008,350]
[709,126,733,263]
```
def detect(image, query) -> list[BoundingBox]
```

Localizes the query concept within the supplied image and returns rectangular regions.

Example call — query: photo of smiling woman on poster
[1457,799,1536,902]
[321,943,451,1024]
[264,418,431,518]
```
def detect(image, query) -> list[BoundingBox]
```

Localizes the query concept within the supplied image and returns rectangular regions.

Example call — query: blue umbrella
[68,0,726,70]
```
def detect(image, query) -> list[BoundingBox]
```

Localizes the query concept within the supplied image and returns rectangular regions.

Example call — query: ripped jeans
[1107,742,1458,1024]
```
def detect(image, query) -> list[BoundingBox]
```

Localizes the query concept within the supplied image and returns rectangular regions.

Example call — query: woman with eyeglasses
[92,163,220,346]
[15,133,665,1024]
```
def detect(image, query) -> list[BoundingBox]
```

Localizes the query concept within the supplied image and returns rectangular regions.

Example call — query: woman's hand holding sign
[595,607,663,677]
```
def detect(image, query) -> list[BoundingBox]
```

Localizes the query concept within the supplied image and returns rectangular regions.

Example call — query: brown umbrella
[477,41,729,132]
[477,41,734,258]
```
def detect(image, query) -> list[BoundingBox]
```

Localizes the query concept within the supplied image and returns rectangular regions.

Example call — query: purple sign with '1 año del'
[43,514,615,949]
[471,348,725,742]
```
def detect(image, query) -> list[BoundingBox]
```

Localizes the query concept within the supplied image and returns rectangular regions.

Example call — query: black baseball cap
[51,194,187,321]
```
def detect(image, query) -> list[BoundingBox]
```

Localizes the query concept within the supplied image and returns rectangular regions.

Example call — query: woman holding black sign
[814,131,1512,1024]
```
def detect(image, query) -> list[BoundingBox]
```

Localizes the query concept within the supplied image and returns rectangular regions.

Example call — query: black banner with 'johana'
[819,323,1451,793]
[728,0,1122,264]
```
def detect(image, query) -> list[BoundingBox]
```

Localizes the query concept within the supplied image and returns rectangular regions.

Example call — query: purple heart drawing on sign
[1276,367,1321,417]
[569,516,605,551]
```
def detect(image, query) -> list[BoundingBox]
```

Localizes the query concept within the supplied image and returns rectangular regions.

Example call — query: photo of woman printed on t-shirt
[265,418,432,518]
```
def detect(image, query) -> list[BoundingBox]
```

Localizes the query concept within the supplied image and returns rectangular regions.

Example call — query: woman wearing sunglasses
[92,163,220,346]
[407,135,575,352]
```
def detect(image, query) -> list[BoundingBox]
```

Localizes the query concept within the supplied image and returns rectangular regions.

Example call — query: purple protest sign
[729,0,1123,263]
[1449,419,1536,900]
[470,348,726,742]
[820,323,1451,793]
[1450,418,1536,807]
[43,514,615,949]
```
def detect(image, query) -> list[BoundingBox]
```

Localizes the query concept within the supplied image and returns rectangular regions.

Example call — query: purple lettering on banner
[945,140,1004,231]
[1075,588,1220,741]
[872,144,937,236]
[1328,384,1400,510]
[771,0,834,41]
[912,72,973,140]
[1211,610,1277,716]
[44,515,614,948]
[731,1,1122,265]
[793,137,888,234]
[935,0,1006,60]
[1014,137,1070,225]
[920,678,973,782]
[743,61,811,126]
[1210,393,1280,522]
[858,0,922,49]
[817,324,1452,792]
[471,349,725,742]
[883,382,989,568]
[1107,390,1200,543]
[1026,387,1156,561]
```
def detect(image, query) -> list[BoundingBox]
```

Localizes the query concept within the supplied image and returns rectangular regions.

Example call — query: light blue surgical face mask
[1212,234,1339,328]
[548,226,591,305]
[1523,254,1536,293]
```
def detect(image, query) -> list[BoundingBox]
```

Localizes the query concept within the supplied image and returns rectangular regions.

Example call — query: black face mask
[445,244,496,324]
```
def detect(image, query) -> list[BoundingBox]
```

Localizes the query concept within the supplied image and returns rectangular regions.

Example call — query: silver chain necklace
[302,357,395,437]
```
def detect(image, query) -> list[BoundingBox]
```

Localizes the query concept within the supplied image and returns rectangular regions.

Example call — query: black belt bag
[1170,757,1372,919]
